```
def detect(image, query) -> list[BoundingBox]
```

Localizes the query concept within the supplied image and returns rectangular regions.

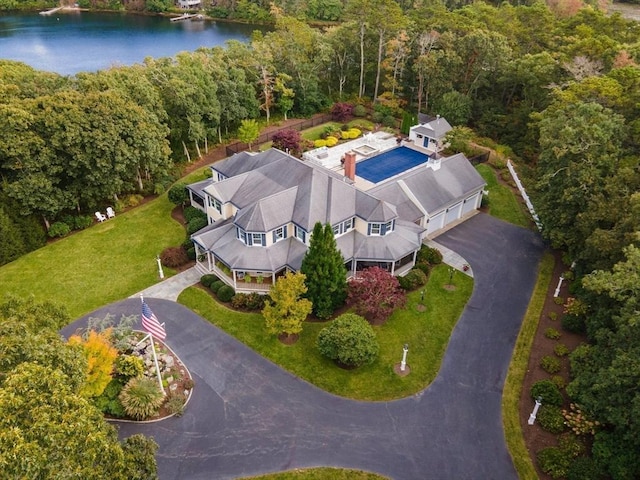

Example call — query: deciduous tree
[348,266,406,324]
[262,271,312,340]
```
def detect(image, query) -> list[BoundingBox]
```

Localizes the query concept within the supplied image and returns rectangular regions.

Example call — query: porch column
[207,251,212,271]
[272,272,275,284]
[232,271,237,290]
[391,261,395,275]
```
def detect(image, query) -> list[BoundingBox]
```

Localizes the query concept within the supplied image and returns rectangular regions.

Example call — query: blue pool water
[356,146,429,183]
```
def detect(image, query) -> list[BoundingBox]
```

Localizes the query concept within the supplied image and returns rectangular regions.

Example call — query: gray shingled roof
[413,116,452,139]
[370,153,486,215]
[336,220,424,262]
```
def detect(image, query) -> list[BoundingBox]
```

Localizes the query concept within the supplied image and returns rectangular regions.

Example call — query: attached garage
[427,211,446,235]
[445,202,463,224]
[462,192,481,216]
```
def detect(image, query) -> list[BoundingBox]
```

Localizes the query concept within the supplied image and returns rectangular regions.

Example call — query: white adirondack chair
[95,211,107,222]
[106,206,116,218]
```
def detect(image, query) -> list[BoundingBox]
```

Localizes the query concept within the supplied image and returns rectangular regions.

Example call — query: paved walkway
[133,267,202,302]
[64,214,544,480]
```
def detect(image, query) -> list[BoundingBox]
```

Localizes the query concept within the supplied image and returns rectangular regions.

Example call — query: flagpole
[140,294,166,396]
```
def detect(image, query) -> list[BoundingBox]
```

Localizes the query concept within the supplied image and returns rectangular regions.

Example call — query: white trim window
[332,217,355,237]
[294,225,307,244]
[237,228,266,246]
[209,196,222,214]
[272,225,287,243]
[367,219,395,236]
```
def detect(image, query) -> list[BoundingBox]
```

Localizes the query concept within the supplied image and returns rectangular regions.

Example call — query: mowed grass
[179,265,473,401]
[475,163,531,228]
[243,468,388,480]
[502,252,554,480]
[0,195,185,318]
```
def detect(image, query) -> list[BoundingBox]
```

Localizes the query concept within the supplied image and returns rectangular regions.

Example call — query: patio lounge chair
[95,211,107,222]
[106,206,116,218]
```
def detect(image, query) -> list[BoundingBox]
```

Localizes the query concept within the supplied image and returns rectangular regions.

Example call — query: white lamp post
[156,255,164,280]
[400,344,409,372]
[528,396,543,425]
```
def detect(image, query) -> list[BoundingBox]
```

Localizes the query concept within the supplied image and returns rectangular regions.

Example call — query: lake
[0,10,261,76]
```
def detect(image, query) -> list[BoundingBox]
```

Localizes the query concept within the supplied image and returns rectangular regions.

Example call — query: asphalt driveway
[63,214,544,480]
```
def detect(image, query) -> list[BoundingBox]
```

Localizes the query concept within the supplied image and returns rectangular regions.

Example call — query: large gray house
[187,135,485,293]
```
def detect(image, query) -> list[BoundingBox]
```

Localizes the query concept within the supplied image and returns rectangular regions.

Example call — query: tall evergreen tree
[300,222,347,319]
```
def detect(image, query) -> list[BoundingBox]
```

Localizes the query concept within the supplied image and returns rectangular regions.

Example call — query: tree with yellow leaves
[69,329,118,398]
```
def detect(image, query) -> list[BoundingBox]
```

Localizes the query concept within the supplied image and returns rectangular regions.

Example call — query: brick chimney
[344,151,356,181]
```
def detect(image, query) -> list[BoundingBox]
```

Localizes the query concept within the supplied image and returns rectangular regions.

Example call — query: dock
[39,6,64,15]
[170,13,202,22]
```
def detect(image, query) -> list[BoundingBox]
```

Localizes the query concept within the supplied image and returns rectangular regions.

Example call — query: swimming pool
[356,146,429,183]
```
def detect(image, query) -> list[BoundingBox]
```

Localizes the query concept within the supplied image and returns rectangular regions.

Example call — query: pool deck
[303,131,438,190]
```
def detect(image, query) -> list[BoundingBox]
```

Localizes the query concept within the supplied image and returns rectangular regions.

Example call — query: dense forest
[1,0,639,478]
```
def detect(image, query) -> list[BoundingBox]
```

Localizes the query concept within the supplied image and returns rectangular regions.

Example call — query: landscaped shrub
[417,245,443,265]
[567,456,602,480]
[414,262,431,277]
[558,433,586,458]
[382,115,397,128]
[119,376,164,420]
[186,246,195,260]
[537,447,571,479]
[187,216,208,235]
[531,379,563,406]
[200,274,219,288]
[352,104,366,117]
[93,378,125,417]
[183,206,206,223]
[548,311,558,321]
[168,182,189,206]
[325,136,339,147]
[545,327,561,339]
[160,246,189,268]
[538,405,566,434]
[331,102,353,122]
[216,285,235,302]
[164,393,186,417]
[541,355,562,374]
[231,292,266,311]
[48,221,71,238]
[317,313,379,367]
[123,194,144,208]
[554,343,570,357]
[115,354,144,380]
[551,375,566,389]
[314,139,328,148]
[562,403,600,436]
[210,280,225,294]
[70,215,93,230]
[561,314,585,334]
[553,296,565,305]
[398,269,428,291]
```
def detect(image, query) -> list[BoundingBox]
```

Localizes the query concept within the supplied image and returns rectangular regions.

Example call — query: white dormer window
[294,225,306,244]
[237,227,266,246]
[368,219,395,236]
[273,225,287,243]
[332,217,355,237]
[216,171,227,182]
[209,196,222,214]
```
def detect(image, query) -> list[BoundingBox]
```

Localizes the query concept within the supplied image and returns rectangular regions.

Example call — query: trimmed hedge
[200,274,219,288]
[398,269,428,291]
[317,313,379,367]
[538,405,566,434]
[216,285,235,302]
[531,379,563,406]
[210,280,225,294]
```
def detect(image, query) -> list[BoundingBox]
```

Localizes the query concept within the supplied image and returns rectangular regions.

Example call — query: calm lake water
[0,10,260,75]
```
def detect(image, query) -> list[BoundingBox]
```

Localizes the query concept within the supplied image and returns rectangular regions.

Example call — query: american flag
[141,300,166,340]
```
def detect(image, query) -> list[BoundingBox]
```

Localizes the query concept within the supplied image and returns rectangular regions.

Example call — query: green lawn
[179,265,473,401]
[243,468,388,480]
[476,163,532,228]
[503,252,554,479]
[0,195,185,318]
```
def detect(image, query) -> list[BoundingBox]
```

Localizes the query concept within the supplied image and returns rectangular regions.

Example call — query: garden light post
[401,343,409,372]
[421,290,425,302]
[449,267,455,284]
[528,396,542,425]
[156,255,164,280]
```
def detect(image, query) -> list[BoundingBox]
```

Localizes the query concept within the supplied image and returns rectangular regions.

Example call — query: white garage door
[427,211,445,235]
[462,193,479,216]
[445,202,462,224]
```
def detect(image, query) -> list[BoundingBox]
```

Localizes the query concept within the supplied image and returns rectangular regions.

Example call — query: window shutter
[367,223,372,235]
[247,235,252,246]
[283,225,287,237]
[272,231,277,243]
[261,234,266,246]
[381,223,387,235]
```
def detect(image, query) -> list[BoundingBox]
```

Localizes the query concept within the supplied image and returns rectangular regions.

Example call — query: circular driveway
[63,214,544,480]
